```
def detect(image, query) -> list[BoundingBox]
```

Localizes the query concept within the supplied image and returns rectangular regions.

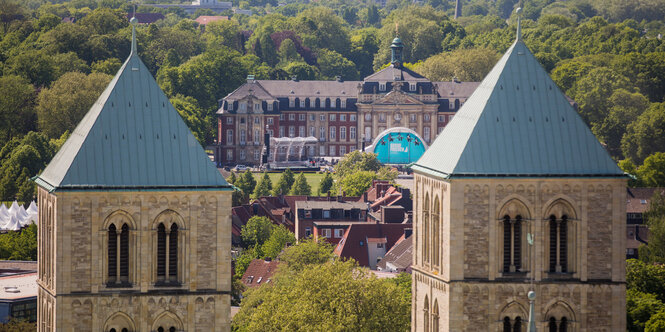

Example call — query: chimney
[336,75,342,82]
[404,228,413,238]
[247,74,255,83]
[363,191,368,202]
[291,75,298,81]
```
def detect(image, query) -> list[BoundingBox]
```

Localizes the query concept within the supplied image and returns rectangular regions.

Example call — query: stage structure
[267,136,318,167]
[364,127,427,164]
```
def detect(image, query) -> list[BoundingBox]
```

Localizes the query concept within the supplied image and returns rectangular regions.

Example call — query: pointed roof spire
[130,15,138,55]
[516,7,522,41]
[34,17,230,192]
[412,29,624,178]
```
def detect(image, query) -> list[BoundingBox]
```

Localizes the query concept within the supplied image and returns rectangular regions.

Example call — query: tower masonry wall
[411,174,626,331]
[37,187,233,332]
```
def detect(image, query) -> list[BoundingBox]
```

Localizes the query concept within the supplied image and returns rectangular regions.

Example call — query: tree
[235,170,257,203]
[0,318,36,332]
[318,172,333,195]
[570,67,631,126]
[291,7,351,57]
[0,223,37,260]
[277,38,303,64]
[253,173,273,199]
[283,62,318,80]
[638,153,665,187]
[203,19,242,52]
[78,7,126,35]
[272,168,295,196]
[416,47,500,82]
[316,49,359,81]
[278,238,334,272]
[0,75,35,141]
[289,173,311,195]
[337,170,377,197]
[335,151,382,179]
[36,71,112,139]
[622,103,665,164]
[619,159,642,187]
[241,216,275,248]
[646,308,665,332]
[639,191,665,264]
[170,94,209,145]
[261,225,295,259]
[627,289,664,332]
[591,89,649,157]
[91,58,122,75]
[232,259,411,331]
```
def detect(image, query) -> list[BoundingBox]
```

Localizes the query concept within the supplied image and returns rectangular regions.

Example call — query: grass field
[223,171,328,195]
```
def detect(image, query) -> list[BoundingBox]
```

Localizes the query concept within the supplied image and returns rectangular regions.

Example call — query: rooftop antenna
[516,7,522,41]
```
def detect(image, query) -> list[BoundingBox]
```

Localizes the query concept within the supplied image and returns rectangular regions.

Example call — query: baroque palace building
[410,16,626,332]
[214,38,479,165]
[33,19,233,332]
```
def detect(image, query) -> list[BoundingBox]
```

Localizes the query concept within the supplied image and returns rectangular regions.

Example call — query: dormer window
[239,102,247,111]
[341,99,346,108]
[289,99,295,108]
[410,83,416,91]
[254,103,261,112]
[300,99,305,108]
[228,102,234,111]
[331,99,336,108]
[379,83,386,91]
[267,103,273,111]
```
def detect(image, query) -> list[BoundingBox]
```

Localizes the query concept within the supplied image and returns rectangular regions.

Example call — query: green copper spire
[390,36,404,68]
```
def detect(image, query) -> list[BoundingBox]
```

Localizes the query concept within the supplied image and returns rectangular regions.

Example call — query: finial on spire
[516,7,522,41]
[130,16,138,54]
[395,22,399,37]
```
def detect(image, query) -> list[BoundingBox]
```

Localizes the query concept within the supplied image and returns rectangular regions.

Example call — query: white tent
[0,201,39,231]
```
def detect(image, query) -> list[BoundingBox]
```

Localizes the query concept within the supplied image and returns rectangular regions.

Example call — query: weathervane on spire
[516,7,522,41]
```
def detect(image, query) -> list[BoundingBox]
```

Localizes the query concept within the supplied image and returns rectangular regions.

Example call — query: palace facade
[214,38,479,165]
[410,19,627,332]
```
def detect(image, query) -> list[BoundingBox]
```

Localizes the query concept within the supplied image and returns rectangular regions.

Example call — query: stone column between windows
[556,219,561,273]
[510,219,515,273]
[165,230,170,281]
[116,228,121,283]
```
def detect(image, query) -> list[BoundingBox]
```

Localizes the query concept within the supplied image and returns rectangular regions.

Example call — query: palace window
[364,113,371,121]
[350,127,356,140]
[226,150,233,161]
[331,99,336,108]
[279,126,285,137]
[280,114,284,121]
[424,127,431,142]
[289,99,295,108]
[300,99,305,108]
[228,102,233,111]
[330,114,336,121]
[254,129,260,144]
[549,215,568,273]
[350,114,356,121]
[299,126,305,137]
[254,150,260,160]
[320,127,326,141]
[289,126,295,138]
[240,129,246,144]
[330,127,336,140]
[432,300,439,332]
[239,150,246,160]
[503,215,522,273]
[226,130,233,144]
[226,117,233,124]
[340,127,346,140]
[320,114,326,121]
[254,103,261,112]
[410,114,417,123]
[267,103,273,111]
[299,114,306,121]
[289,114,295,121]
[424,114,430,121]
[309,127,315,137]
[239,102,246,111]
[341,99,346,108]
[340,114,346,122]
[340,145,346,155]
[329,145,336,156]
[379,82,386,91]
[410,82,416,91]
[379,113,386,122]
[310,114,315,121]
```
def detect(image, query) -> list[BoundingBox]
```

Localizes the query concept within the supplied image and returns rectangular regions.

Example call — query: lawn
[253,172,327,195]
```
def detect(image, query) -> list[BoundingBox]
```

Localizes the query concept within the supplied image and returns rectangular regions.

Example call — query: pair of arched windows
[421,195,440,268]
[548,317,568,331]
[109,329,128,332]
[157,223,179,284]
[502,316,522,332]
[157,327,177,332]
[108,223,130,285]
[549,215,568,273]
[502,216,522,273]
[423,296,439,331]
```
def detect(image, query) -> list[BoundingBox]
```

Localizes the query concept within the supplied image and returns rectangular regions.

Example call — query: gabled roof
[241,259,280,288]
[364,65,429,82]
[376,234,412,272]
[224,80,275,101]
[334,223,410,267]
[435,81,481,100]
[256,80,358,98]
[35,25,229,191]
[413,39,624,178]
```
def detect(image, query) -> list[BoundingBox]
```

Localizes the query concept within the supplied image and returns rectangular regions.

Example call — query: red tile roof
[241,259,281,288]
[627,188,665,213]
[334,223,411,267]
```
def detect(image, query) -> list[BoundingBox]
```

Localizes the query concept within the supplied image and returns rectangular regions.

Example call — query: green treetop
[272,168,295,196]
[289,172,311,195]
[253,172,273,199]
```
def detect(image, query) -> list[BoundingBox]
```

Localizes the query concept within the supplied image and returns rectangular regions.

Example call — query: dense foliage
[0,223,37,260]
[233,239,411,331]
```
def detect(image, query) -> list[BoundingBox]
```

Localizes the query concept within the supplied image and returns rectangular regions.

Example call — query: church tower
[34,18,233,332]
[410,11,626,331]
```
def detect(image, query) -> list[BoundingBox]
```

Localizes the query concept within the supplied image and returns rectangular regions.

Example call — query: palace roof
[35,21,229,191]
[413,36,624,178]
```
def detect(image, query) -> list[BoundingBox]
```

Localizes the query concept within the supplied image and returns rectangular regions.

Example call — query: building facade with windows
[215,39,479,165]
[34,21,233,332]
[410,24,626,331]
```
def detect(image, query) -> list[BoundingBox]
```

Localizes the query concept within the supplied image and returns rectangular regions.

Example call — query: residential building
[0,261,37,324]
[411,18,627,331]
[214,39,479,165]
[334,223,411,270]
[33,20,233,332]
[625,187,664,258]
[377,231,413,273]
[241,259,280,288]
[295,200,368,241]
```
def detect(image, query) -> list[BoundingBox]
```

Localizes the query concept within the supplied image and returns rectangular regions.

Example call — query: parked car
[234,165,248,172]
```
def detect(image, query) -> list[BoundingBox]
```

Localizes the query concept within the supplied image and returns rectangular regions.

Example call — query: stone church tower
[410,14,626,332]
[34,19,233,332]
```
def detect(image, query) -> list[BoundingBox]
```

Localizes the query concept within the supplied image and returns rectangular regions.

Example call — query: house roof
[334,223,410,267]
[377,234,412,271]
[627,187,665,213]
[126,13,165,24]
[255,80,359,98]
[435,81,481,100]
[35,23,230,192]
[297,200,367,210]
[241,259,280,288]
[363,65,429,82]
[413,38,624,179]
[224,80,275,101]
[0,273,37,301]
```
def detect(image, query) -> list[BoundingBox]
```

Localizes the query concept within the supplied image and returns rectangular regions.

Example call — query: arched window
[432,300,439,331]
[549,215,568,273]
[503,215,522,273]
[169,223,179,281]
[122,329,128,332]
[432,198,440,268]
[423,195,430,266]
[120,224,129,282]
[157,223,166,279]
[503,317,511,332]
[108,224,117,283]
[560,317,567,332]
[513,317,522,332]
[548,317,557,332]
[423,296,430,332]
